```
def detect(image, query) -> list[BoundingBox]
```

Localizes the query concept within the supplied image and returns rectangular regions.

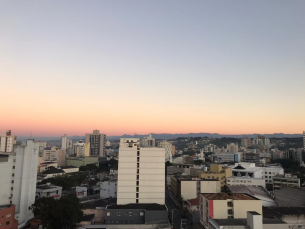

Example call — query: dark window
[136,199,139,203]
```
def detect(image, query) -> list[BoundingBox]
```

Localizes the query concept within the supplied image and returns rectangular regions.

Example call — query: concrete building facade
[159,140,172,162]
[0,205,18,229]
[200,193,262,228]
[140,134,155,147]
[36,184,62,199]
[198,164,232,187]
[227,177,265,188]
[0,130,16,153]
[100,181,117,199]
[85,130,106,157]
[117,138,165,205]
[73,140,90,157]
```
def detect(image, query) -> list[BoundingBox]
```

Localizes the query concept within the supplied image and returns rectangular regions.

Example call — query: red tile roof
[187,197,199,205]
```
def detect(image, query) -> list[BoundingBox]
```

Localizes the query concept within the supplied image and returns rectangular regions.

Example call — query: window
[136,193,139,198]
[6,221,10,225]
[140,212,144,216]
[136,199,139,203]
[117,212,121,216]
[129,212,132,216]
[6,214,11,218]
[107,212,110,216]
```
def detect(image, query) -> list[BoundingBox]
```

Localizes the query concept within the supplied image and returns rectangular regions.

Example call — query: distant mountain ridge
[16,132,303,142]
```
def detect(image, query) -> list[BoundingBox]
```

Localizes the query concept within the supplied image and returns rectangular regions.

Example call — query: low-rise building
[170,175,220,200]
[263,207,305,228]
[0,205,18,229]
[200,193,262,228]
[216,153,240,163]
[100,181,117,199]
[37,162,58,173]
[209,211,288,229]
[272,174,300,191]
[65,156,99,168]
[105,204,168,225]
[41,168,65,179]
[36,184,62,199]
[198,164,232,187]
[60,166,79,173]
[227,177,265,188]
[76,186,87,198]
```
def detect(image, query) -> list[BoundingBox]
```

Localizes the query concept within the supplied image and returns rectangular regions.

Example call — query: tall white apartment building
[117,138,165,205]
[0,130,17,153]
[0,139,39,227]
[85,130,106,157]
[72,140,90,157]
[61,134,73,155]
[140,134,155,147]
[159,140,172,162]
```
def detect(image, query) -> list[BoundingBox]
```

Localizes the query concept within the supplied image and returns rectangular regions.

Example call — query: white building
[38,141,46,155]
[227,177,266,188]
[76,186,87,198]
[42,146,66,167]
[117,138,165,205]
[100,181,117,199]
[36,184,62,199]
[0,130,16,153]
[159,140,172,162]
[231,163,284,184]
[9,140,38,227]
[140,134,155,147]
[73,140,90,157]
[85,130,106,157]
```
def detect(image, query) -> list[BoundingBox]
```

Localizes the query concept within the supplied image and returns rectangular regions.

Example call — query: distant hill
[17,132,302,142]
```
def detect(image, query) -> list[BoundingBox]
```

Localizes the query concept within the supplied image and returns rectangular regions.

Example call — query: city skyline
[1,1,304,136]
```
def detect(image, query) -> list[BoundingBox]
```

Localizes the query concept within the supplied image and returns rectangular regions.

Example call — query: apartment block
[272,174,300,191]
[117,138,165,205]
[73,140,90,157]
[42,146,66,167]
[159,140,172,162]
[0,130,16,153]
[198,164,232,187]
[170,175,220,200]
[85,130,106,157]
[200,193,262,228]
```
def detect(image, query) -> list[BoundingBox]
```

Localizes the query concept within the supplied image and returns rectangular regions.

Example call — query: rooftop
[42,168,65,174]
[107,204,167,211]
[60,166,77,169]
[201,193,259,200]
[82,198,117,209]
[263,207,305,218]
[228,185,275,203]
[187,198,199,206]
[36,184,61,190]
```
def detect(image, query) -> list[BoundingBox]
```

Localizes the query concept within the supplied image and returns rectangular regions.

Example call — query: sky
[0,1,304,137]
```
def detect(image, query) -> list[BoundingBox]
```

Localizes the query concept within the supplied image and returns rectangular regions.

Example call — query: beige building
[73,140,90,157]
[198,164,232,187]
[227,177,266,188]
[171,175,220,200]
[159,140,173,162]
[117,138,165,205]
[272,174,300,191]
[200,193,262,228]
[0,130,16,153]
[42,146,66,167]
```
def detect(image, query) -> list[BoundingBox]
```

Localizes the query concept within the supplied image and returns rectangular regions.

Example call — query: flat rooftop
[201,193,259,200]
[36,185,61,190]
[212,218,286,226]
[107,204,167,211]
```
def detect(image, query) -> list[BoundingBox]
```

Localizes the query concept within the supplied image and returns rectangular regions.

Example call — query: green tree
[30,194,83,229]
[109,158,118,168]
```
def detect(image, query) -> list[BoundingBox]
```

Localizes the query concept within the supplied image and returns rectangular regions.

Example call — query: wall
[233,200,262,218]
[227,177,266,188]
[65,156,99,167]
[145,210,168,224]
[106,209,145,224]
[181,181,197,200]
[200,181,221,193]
[0,205,18,229]
[0,154,14,206]
[213,200,229,219]
[83,209,105,223]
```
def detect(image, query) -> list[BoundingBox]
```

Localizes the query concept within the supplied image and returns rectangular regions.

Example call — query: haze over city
[1,1,304,136]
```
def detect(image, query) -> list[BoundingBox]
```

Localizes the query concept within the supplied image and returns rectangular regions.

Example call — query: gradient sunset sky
[1,1,304,137]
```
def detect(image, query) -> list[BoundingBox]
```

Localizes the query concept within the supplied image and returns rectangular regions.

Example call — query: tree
[109,158,118,168]
[30,194,83,229]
